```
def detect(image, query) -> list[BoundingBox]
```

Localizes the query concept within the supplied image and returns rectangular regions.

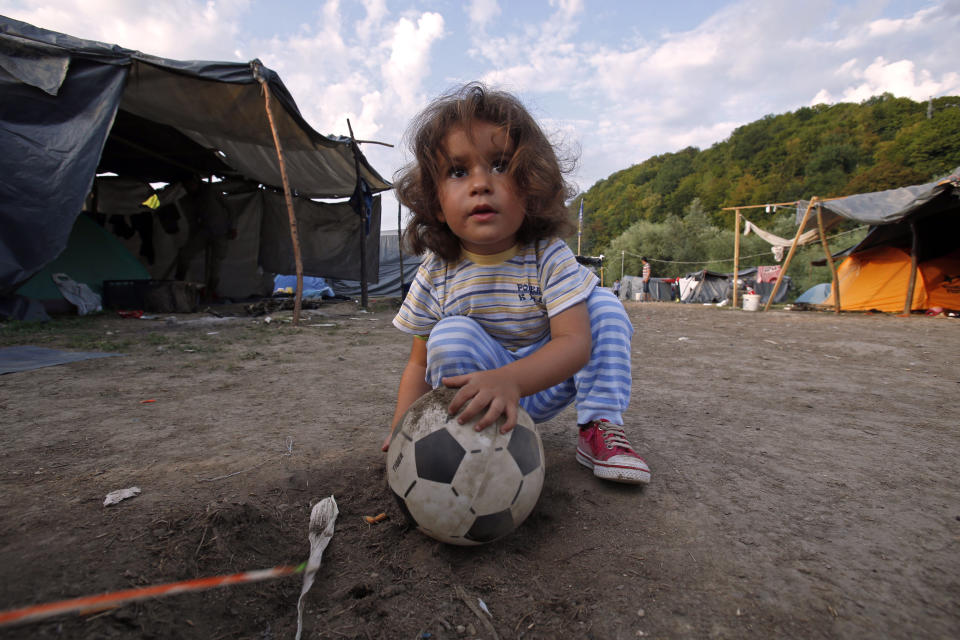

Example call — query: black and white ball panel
[386,388,545,546]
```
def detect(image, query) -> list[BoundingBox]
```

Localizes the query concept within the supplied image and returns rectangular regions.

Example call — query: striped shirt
[642,262,651,281]
[393,238,597,351]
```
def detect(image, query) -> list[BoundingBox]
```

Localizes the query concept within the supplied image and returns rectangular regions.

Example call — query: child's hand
[380,432,392,452]
[442,370,521,434]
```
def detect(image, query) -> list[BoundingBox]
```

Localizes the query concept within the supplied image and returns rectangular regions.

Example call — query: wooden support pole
[903,220,920,315]
[253,62,303,326]
[733,209,741,309]
[346,119,368,311]
[397,200,405,297]
[815,202,840,313]
[764,198,817,312]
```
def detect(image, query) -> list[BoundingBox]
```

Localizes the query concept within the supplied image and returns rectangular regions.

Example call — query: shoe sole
[576,448,651,485]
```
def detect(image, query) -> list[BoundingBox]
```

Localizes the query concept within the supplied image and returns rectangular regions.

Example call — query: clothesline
[622,249,769,265]
[619,225,867,267]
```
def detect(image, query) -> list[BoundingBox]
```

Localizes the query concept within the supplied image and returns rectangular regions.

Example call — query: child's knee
[425,316,491,371]
[586,288,634,337]
[428,316,486,346]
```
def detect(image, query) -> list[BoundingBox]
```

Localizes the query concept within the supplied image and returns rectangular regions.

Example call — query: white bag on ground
[52,273,102,315]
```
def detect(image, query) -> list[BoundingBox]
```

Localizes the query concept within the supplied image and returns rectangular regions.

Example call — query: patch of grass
[0,317,90,346]
[177,341,222,354]
[144,333,172,345]
[64,335,134,352]
[239,350,262,360]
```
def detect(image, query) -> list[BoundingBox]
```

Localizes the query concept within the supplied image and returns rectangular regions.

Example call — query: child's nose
[469,170,492,195]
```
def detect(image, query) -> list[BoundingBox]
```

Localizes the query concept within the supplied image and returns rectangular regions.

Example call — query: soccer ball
[386,388,545,545]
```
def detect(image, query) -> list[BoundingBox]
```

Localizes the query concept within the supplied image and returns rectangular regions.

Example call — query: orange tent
[796,168,960,313]
[834,246,960,312]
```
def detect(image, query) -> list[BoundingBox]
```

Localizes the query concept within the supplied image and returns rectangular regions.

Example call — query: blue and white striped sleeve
[539,239,597,317]
[393,257,442,336]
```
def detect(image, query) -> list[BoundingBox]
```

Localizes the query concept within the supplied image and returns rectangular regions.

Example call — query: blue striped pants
[424,288,633,425]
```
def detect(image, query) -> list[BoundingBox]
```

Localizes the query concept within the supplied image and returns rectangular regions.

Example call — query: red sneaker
[576,420,651,485]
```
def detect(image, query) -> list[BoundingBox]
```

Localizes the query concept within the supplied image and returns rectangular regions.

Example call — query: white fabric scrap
[103,486,141,506]
[742,219,820,247]
[296,495,339,640]
[52,273,102,315]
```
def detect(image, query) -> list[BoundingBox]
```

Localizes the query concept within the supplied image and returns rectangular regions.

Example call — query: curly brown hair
[394,82,576,261]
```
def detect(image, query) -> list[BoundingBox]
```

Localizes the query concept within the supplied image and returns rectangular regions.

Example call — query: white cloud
[5,0,959,206]
[1,0,250,60]
[825,56,960,103]
[468,0,500,29]
[383,12,445,112]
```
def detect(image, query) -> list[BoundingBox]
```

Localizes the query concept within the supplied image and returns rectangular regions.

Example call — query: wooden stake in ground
[252,61,303,326]
[732,209,741,309]
[764,198,818,312]
[816,202,841,313]
[346,119,369,311]
[903,220,920,315]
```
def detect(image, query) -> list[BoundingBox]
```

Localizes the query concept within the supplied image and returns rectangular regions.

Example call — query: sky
[3,0,960,229]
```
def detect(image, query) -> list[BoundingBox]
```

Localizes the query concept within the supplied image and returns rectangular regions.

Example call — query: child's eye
[447,166,467,178]
[491,158,509,174]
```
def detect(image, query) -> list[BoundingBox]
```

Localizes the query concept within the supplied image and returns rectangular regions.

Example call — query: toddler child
[383,82,650,485]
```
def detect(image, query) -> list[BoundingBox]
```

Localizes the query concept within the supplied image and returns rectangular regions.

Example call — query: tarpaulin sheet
[0,345,123,375]
[0,16,391,299]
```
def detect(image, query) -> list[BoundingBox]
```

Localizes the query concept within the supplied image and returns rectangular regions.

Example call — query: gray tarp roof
[797,167,960,229]
[797,167,960,261]
[0,16,391,296]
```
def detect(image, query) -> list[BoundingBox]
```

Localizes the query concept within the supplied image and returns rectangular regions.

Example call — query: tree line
[571,94,960,297]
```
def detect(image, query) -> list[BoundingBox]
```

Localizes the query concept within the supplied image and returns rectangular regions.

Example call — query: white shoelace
[600,424,634,452]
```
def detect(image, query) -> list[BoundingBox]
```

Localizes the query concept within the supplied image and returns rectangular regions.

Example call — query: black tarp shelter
[678,268,792,304]
[0,16,391,313]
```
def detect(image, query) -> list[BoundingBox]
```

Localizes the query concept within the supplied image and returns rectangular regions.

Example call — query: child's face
[436,121,525,255]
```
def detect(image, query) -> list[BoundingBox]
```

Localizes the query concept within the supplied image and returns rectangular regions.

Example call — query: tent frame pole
[252,62,303,326]
[764,198,817,312]
[346,119,368,311]
[732,209,741,309]
[815,202,841,313]
[903,220,920,315]
[397,201,405,297]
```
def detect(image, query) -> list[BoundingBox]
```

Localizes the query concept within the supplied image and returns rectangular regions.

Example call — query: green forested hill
[575,94,960,257]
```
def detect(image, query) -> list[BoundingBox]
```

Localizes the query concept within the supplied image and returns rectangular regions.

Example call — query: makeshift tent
[677,268,792,304]
[0,17,391,316]
[797,168,960,312]
[332,229,423,298]
[618,276,677,302]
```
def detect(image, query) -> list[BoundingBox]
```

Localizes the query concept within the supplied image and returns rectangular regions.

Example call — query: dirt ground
[1,299,958,639]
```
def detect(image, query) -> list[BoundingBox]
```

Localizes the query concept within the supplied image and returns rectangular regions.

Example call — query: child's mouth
[469,205,497,220]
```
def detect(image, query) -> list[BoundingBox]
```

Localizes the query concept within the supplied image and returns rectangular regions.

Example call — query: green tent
[15,214,149,302]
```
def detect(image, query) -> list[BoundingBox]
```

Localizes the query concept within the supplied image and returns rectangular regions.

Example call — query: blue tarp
[796,283,831,304]
[273,275,334,299]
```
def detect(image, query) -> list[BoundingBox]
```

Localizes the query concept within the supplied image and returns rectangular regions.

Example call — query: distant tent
[618,275,676,301]
[797,167,960,312]
[678,268,792,304]
[795,283,831,304]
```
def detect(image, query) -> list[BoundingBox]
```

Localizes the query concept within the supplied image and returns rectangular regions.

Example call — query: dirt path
[1,301,958,639]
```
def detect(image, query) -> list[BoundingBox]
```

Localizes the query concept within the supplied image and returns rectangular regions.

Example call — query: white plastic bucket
[742,293,760,311]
